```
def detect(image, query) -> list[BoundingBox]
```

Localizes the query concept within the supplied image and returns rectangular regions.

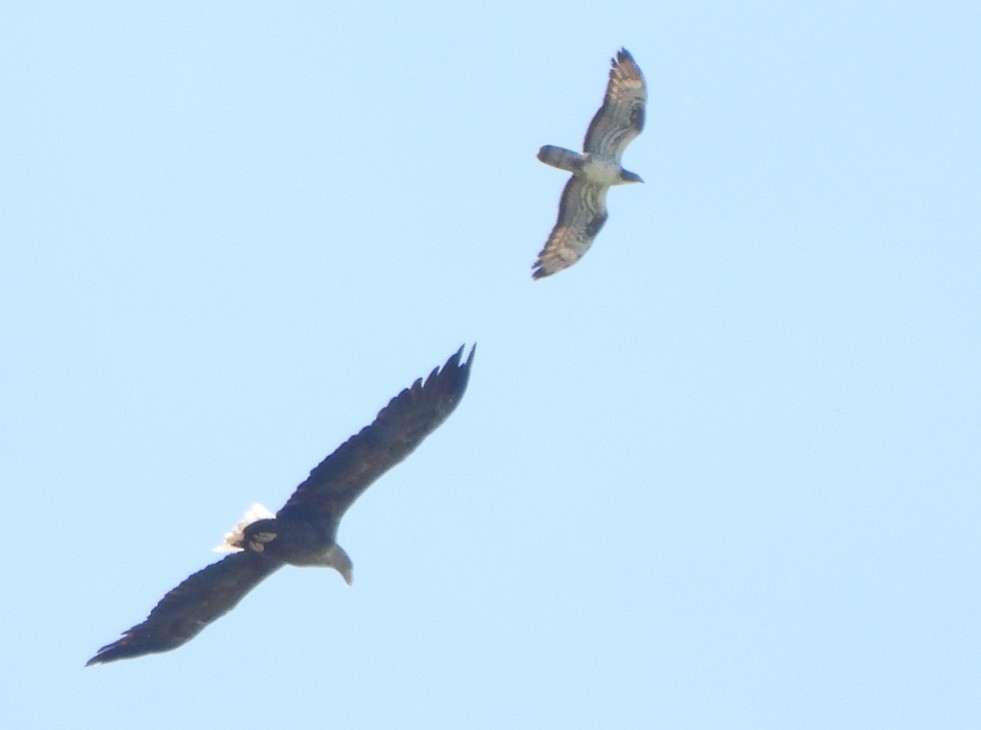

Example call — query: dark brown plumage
[87,346,474,665]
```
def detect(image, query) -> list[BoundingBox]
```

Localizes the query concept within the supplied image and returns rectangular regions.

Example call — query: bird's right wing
[533,176,609,279]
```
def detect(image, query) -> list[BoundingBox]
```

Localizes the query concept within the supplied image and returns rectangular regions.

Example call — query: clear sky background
[2,2,979,728]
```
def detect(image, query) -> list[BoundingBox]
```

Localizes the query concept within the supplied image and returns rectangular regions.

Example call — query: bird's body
[533,49,647,279]
[231,512,348,570]
[538,147,630,186]
[87,346,474,665]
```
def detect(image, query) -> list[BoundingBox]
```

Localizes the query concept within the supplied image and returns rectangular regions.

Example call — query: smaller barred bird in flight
[533,48,647,279]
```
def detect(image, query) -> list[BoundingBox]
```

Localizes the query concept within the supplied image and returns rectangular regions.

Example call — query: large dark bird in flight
[533,48,647,279]
[87,346,474,665]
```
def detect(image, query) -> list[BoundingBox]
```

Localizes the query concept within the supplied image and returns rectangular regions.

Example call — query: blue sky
[2,2,979,727]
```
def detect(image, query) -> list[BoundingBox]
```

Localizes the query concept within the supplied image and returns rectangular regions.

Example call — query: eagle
[87,346,474,665]
[533,48,647,279]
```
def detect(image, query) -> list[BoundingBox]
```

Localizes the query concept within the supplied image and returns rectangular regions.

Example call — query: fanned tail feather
[213,502,274,553]
[537,145,584,173]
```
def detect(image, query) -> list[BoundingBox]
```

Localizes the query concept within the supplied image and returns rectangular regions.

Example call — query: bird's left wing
[582,49,647,159]
[87,551,281,665]
[276,346,474,526]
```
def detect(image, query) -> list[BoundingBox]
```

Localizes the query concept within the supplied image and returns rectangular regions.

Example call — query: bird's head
[327,544,354,586]
[619,169,644,184]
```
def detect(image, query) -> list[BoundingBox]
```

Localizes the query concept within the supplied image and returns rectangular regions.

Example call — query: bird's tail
[213,502,275,553]
[537,145,584,173]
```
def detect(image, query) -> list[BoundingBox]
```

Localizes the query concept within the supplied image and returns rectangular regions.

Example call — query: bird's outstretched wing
[276,346,475,526]
[87,551,280,665]
[582,48,647,159]
[532,176,609,279]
